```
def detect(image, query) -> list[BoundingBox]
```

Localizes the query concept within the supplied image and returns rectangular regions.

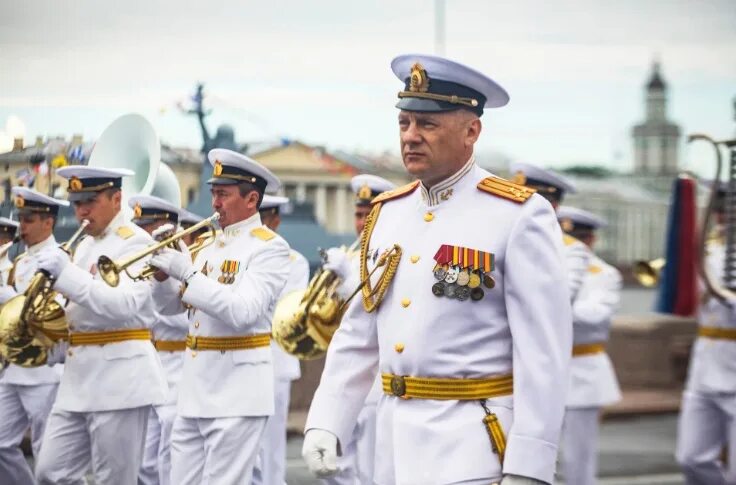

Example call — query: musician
[303,54,571,485]
[508,162,591,301]
[129,195,189,485]
[557,207,622,485]
[33,166,168,485]
[676,185,736,484]
[0,217,19,302]
[0,188,66,485]
[252,194,310,485]
[150,149,291,484]
[320,174,395,485]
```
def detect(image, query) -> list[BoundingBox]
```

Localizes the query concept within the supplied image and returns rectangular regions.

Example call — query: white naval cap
[350,174,396,206]
[128,194,180,225]
[0,217,19,235]
[557,206,607,233]
[508,161,576,198]
[178,208,204,226]
[391,53,510,115]
[56,165,134,202]
[260,195,290,211]
[11,186,69,215]
[207,148,280,193]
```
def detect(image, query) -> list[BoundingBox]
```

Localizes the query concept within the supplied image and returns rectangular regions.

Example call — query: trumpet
[633,258,665,288]
[97,213,220,287]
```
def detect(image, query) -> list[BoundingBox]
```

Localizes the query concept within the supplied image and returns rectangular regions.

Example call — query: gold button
[424,212,434,222]
[394,343,405,353]
[194,321,200,329]
[191,351,197,358]
[410,255,420,264]
[401,298,411,308]
[67,349,73,357]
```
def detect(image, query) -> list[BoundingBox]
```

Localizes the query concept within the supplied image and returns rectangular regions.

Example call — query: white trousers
[321,402,377,485]
[561,407,600,485]
[171,415,267,485]
[0,383,58,485]
[253,379,291,485]
[676,390,736,485]
[35,406,149,485]
[138,404,177,485]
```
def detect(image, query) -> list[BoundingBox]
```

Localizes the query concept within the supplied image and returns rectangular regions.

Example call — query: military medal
[432,282,446,297]
[471,287,485,301]
[457,269,470,286]
[468,272,481,288]
[219,260,240,284]
[433,264,448,281]
[443,283,457,298]
[444,267,459,283]
[455,285,470,301]
[483,274,496,289]
[432,244,495,302]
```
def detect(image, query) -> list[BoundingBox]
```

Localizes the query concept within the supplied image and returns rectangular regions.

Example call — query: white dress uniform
[0,217,19,303]
[676,235,736,485]
[151,149,291,485]
[253,248,310,485]
[306,156,572,484]
[34,168,168,485]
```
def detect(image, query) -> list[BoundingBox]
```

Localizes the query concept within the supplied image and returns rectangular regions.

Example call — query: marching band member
[320,174,395,485]
[253,194,310,485]
[557,206,622,485]
[0,189,66,485]
[130,195,189,485]
[34,166,168,485]
[150,149,291,484]
[303,54,571,485]
[0,217,18,303]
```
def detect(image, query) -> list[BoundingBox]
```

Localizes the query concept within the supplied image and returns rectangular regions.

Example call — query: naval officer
[150,149,291,484]
[34,166,168,485]
[556,206,622,485]
[303,54,572,485]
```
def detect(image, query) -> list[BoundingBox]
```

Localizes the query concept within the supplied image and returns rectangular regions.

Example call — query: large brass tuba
[0,221,89,367]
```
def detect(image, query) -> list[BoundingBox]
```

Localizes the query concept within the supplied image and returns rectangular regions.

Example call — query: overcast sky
[1,0,734,172]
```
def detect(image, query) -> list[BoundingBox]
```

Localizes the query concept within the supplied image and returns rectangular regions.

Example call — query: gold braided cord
[397,91,479,108]
[360,203,402,313]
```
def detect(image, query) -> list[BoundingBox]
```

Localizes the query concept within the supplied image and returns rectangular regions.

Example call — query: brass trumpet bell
[633,258,665,288]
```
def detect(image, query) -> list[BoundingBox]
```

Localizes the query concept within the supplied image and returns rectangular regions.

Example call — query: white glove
[36,246,71,279]
[0,285,17,305]
[46,340,69,365]
[150,248,196,282]
[500,475,546,485]
[151,223,176,242]
[323,248,350,279]
[302,429,339,477]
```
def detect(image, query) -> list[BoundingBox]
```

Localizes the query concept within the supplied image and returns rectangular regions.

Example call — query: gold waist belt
[185,333,271,351]
[381,373,513,400]
[153,340,187,352]
[69,329,152,346]
[572,342,606,357]
[699,326,736,341]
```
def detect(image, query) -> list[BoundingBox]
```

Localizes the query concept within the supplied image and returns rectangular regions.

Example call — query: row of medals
[432,265,495,301]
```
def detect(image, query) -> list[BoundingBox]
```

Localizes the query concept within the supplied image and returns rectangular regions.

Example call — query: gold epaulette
[371,180,420,205]
[116,226,134,240]
[477,176,536,203]
[563,234,580,247]
[251,227,275,241]
[588,264,602,274]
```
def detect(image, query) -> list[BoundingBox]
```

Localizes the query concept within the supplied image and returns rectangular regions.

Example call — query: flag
[15,168,35,187]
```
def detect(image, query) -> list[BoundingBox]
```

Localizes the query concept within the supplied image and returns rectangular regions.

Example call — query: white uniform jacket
[686,239,736,394]
[154,213,290,418]
[1,235,62,386]
[0,254,11,285]
[306,161,572,485]
[567,254,622,408]
[52,211,167,412]
[272,249,309,382]
[563,234,592,302]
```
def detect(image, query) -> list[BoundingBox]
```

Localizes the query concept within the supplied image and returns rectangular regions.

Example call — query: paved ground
[285,413,685,484]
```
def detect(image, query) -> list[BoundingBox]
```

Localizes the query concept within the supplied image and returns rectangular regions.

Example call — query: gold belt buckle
[190,336,198,350]
[390,375,407,397]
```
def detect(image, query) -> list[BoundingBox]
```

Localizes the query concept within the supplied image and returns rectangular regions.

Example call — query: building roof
[647,61,666,91]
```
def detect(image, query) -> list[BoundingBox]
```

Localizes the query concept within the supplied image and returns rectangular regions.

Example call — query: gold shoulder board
[116,226,135,240]
[588,264,602,274]
[563,234,579,247]
[371,180,420,205]
[477,176,536,204]
[251,227,276,241]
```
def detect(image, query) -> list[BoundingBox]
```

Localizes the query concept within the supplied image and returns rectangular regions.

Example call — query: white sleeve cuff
[503,434,558,485]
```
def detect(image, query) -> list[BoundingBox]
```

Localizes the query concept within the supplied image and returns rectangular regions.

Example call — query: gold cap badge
[133,203,143,219]
[560,218,574,233]
[213,160,223,176]
[409,62,430,93]
[357,183,372,200]
[69,177,83,191]
[14,195,24,208]
[511,170,527,186]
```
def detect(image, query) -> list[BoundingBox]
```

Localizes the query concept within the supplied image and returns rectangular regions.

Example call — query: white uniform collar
[28,234,57,256]
[419,155,476,206]
[220,212,262,240]
[96,210,127,240]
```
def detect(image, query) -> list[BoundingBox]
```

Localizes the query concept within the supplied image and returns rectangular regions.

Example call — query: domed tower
[632,61,681,175]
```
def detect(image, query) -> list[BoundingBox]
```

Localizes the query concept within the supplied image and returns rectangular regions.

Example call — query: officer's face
[72,189,121,237]
[398,110,481,187]
[210,184,259,228]
[18,213,53,246]
[354,205,371,235]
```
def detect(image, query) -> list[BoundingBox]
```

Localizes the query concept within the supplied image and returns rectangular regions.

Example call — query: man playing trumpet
[34,166,168,485]
[150,149,291,484]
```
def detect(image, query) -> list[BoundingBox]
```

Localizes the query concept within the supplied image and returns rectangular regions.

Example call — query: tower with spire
[632,60,681,176]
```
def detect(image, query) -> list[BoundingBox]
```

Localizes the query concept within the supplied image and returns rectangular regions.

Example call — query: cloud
[0,115,26,153]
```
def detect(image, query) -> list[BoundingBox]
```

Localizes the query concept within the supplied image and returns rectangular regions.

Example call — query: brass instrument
[0,220,89,367]
[188,231,216,261]
[97,214,219,287]
[633,258,665,288]
[688,129,736,303]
